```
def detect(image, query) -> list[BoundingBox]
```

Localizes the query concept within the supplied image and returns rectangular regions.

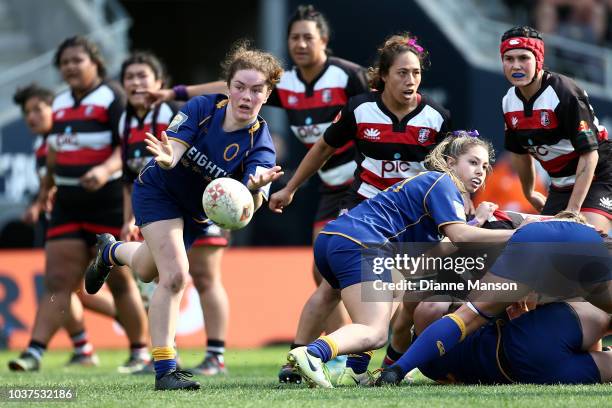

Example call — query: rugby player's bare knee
[45,266,82,293]
[189,261,218,292]
[159,269,189,294]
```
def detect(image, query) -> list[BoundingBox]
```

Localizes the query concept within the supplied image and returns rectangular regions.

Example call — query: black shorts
[337,188,366,217]
[47,180,123,247]
[543,178,612,219]
[313,185,350,230]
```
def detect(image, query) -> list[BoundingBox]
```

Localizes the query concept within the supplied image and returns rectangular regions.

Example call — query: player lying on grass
[411,298,612,384]
[376,212,611,385]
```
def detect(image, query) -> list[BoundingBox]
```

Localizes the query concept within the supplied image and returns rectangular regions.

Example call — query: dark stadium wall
[119,1,259,85]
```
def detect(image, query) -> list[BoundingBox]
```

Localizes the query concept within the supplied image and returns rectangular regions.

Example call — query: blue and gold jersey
[321,171,466,247]
[137,94,276,221]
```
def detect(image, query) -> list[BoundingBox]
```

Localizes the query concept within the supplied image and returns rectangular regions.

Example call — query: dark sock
[289,342,305,351]
[206,339,225,359]
[102,241,124,266]
[153,359,176,379]
[392,314,465,376]
[383,343,403,366]
[26,340,47,361]
[130,343,149,359]
[306,338,333,363]
[346,351,373,374]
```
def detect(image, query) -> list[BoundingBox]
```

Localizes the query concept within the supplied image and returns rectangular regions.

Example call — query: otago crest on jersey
[168,111,188,133]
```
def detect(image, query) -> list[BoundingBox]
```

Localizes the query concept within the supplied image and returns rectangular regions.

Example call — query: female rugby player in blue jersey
[286,133,515,388]
[146,7,369,381]
[84,42,284,391]
[118,52,234,375]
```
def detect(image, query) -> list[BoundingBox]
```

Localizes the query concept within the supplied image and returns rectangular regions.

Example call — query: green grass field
[0,347,610,407]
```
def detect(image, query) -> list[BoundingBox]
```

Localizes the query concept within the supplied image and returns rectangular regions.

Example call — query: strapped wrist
[172,85,189,101]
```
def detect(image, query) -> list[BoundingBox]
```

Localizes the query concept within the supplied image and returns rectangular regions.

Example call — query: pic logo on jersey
[287,95,298,106]
[599,196,612,211]
[540,111,550,127]
[578,120,590,133]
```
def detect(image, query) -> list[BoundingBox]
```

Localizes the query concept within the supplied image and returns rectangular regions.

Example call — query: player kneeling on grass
[83,41,284,391]
[287,132,517,388]
[377,212,611,385]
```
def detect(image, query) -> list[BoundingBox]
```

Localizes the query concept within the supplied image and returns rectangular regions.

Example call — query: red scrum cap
[500,26,545,72]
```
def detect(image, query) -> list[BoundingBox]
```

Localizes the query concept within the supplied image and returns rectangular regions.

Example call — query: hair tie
[451,129,480,138]
[407,38,424,54]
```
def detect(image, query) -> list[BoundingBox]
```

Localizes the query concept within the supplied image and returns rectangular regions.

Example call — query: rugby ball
[202,178,254,230]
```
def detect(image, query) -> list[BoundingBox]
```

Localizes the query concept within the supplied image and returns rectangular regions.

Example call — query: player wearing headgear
[118,52,232,376]
[376,212,611,385]
[285,133,515,388]
[84,41,283,390]
[8,37,148,372]
[500,26,611,233]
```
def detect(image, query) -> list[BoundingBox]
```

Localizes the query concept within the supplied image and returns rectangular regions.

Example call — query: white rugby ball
[202,178,254,230]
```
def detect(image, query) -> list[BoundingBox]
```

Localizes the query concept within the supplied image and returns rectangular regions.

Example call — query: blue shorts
[132,178,212,250]
[491,222,611,298]
[503,302,601,384]
[314,233,391,290]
